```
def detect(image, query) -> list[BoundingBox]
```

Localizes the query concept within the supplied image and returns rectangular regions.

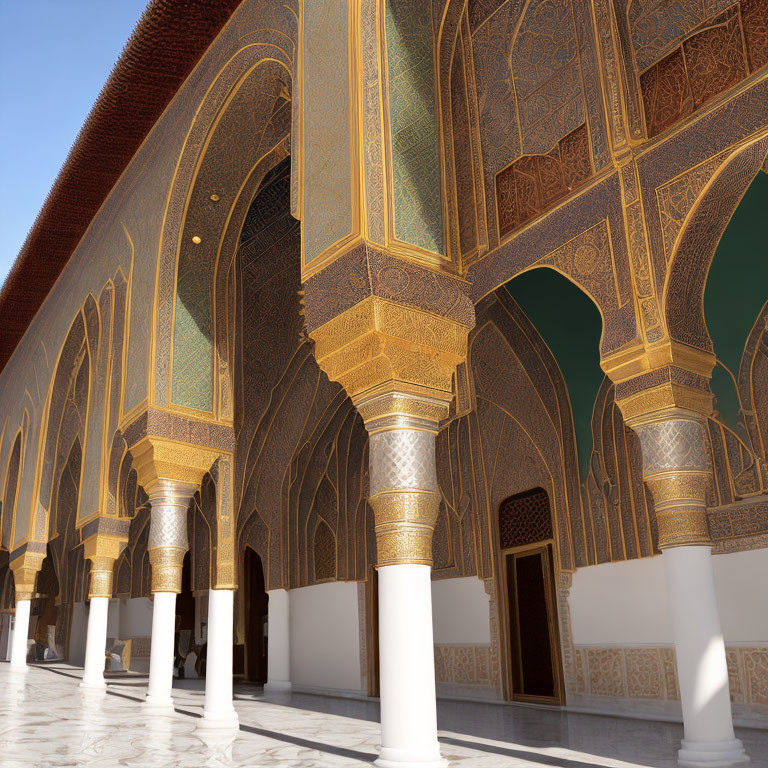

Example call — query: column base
[264,681,292,695]
[678,738,749,768]
[199,709,240,730]
[79,679,106,691]
[8,663,28,673]
[375,746,447,768]
[143,694,176,715]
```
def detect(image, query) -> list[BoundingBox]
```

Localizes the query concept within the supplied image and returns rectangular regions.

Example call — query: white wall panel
[431,577,491,644]
[118,597,153,639]
[570,549,768,644]
[290,581,362,693]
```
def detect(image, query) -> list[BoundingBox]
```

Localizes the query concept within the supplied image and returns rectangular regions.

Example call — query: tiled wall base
[434,643,500,700]
[570,644,768,728]
[435,643,492,686]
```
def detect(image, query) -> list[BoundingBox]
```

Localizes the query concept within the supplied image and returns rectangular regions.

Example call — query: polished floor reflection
[0,663,765,767]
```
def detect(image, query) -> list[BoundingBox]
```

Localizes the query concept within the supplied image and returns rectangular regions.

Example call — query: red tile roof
[0,0,243,373]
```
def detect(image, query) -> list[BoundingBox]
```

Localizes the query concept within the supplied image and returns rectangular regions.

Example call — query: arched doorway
[175,551,196,677]
[29,545,62,661]
[0,552,14,658]
[243,547,268,684]
[499,487,563,704]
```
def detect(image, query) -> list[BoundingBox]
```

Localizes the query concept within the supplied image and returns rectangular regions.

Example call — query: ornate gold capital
[148,546,186,593]
[82,534,127,599]
[88,556,118,599]
[603,341,715,424]
[310,296,471,422]
[131,436,219,496]
[306,255,473,568]
[143,477,196,593]
[356,391,450,434]
[10,551,45,603]
[630,411,714,548]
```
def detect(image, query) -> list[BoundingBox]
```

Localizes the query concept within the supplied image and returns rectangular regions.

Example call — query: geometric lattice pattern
[499,487,553,550]
[369,430,438,495]
[313,519,336,582]
[385,0,444,254]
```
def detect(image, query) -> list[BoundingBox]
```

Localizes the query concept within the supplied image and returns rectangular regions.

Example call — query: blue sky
[0,0,149,283]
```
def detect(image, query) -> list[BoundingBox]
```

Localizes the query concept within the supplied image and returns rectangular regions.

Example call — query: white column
[663,547,748,767]
[200,588,238,728]
[144,591,177,712]
[80,597,109,689]
[264,588,291,694]
[9,599,30,670]
[142,476,197,713]
[376,564,445,768]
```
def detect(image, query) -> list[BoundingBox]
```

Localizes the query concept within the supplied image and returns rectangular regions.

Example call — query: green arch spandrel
[704,172,768,438]
[504,267,603,482]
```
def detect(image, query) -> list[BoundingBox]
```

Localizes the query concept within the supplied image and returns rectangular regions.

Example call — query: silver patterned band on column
[147,479,197,592]
[366,415,441,567]
[631,411,713,548]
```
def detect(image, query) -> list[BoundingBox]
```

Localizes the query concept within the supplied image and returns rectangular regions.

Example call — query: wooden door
[504,543,563,703]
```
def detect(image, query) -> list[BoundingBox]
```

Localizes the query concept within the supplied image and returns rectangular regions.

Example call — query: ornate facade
[0,1,766,766]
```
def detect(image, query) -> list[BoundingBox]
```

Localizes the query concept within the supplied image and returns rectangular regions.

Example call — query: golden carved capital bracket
[82,532,129,599]
[601,343,719,548]
[303,243,474,407]
[131,436,220,593]
[602,341,716,425]
[121,412,237,591]
[303,245,475,567]
[130,436,220,498]
[10,549,46,603]
[320,325,455,568]
[310,295,472,415]
[310,293,474,438]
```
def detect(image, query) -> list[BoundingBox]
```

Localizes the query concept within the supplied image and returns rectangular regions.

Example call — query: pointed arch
[313,517,337,584]
[27,272,128,547]
[504,265,605,481]
[151,16,298,416]
[1,426,24,550]
[664,135,768,351]
[32,307,89,544]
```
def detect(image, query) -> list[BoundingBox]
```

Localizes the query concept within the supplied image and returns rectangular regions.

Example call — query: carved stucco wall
[0,0,299,547]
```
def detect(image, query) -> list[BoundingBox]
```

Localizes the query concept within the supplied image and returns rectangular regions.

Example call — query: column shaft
[80,547,122,689]
[367,422,445,768]
[143,478,196,712]
[377,564,442,768]
[201,588,238,727]
[10,599,30,670]
[81,597,109,688]
[265,589,291,694]
[664,547,748,766]
[146,591,177,711]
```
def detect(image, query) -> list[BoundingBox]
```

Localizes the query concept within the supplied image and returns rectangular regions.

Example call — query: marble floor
[0,663,765,768]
